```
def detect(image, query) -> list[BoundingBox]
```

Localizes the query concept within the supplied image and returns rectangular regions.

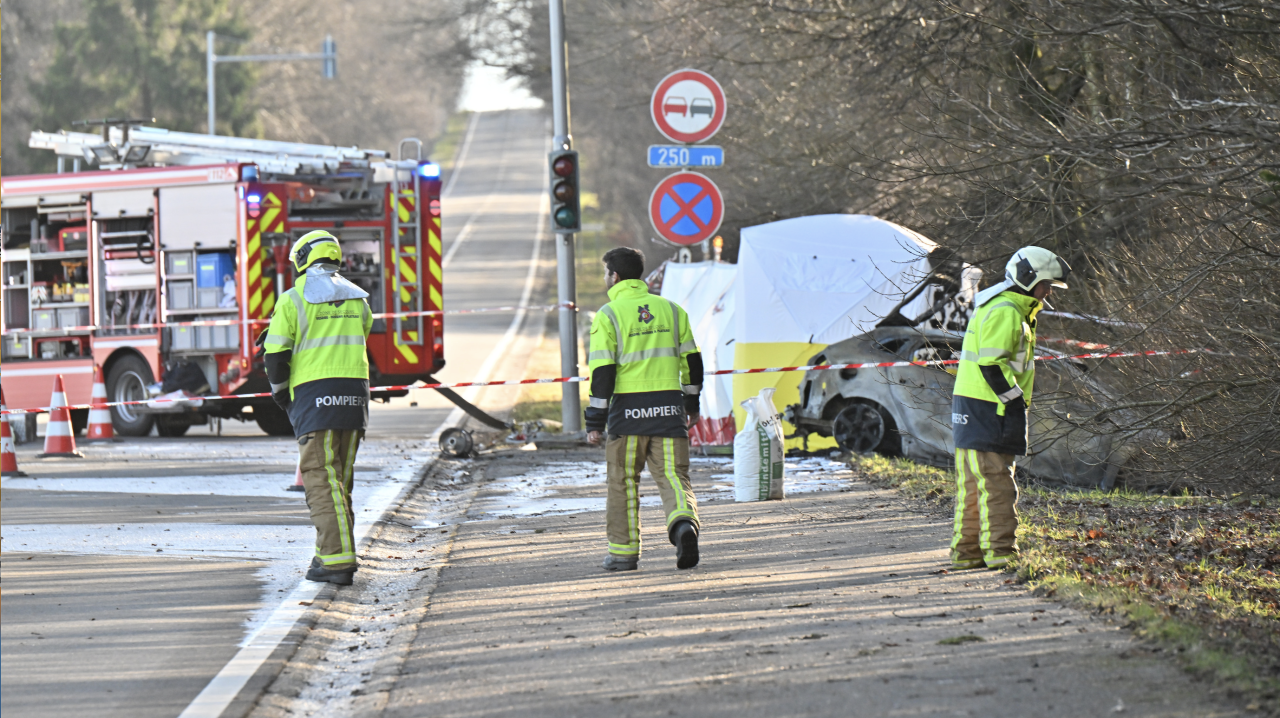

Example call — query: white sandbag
[733,388,785,501]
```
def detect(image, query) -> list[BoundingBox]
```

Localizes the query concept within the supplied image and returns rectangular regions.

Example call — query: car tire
[106,355,155,437]
[155,416,192,438]
[833,401,901,456]
[254,402,295,437]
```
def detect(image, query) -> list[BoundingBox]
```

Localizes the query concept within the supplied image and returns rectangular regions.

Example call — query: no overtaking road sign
[648,171,724,246]
[650,69,726,144]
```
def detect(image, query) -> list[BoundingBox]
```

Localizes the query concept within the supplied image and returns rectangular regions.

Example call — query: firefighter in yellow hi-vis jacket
[950,246,1071,570]
[585,247,703,571]
[262,230,373,586]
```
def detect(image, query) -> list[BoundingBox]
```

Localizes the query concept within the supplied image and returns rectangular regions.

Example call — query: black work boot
[669,520,700,569]
[305,556,356,586]
[601,554,638,571]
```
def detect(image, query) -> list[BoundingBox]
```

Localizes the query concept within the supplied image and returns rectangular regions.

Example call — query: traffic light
[549,149,581,233]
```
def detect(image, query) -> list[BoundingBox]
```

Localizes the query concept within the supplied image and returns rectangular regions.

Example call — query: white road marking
[175,474,418,718]
[178,119,549,718]
[179,580,324,717]
[440,111,479,200]
[1,522,312,561]
[1,474,298,496]
[432,157,550,440]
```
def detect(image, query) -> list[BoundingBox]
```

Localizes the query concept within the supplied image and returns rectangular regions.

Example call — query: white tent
[659,215,976,448]
[732,214,970,447]
[659,261,737,446]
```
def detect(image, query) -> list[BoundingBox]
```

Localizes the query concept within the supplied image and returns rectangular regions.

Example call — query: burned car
[784,326,1134,488]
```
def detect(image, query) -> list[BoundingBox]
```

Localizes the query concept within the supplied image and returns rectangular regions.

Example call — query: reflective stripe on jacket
[588,279,698,436]
[263,274,373,396]
[588,279,697,393]
[951,289,1041,455]
[952,290,1041,412]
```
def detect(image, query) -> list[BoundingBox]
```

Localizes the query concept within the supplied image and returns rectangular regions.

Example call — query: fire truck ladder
[29,124,389,174]
[390,139,425,346]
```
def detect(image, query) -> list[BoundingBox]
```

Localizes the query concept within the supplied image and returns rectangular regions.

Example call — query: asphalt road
[0,108,555,718]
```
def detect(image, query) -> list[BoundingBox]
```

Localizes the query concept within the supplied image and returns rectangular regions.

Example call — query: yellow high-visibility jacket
[264,274,372,435]
[951,289,1041,455]
[586,279,702,437]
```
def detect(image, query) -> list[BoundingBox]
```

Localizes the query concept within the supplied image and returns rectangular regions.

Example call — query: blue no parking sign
[648,171,724,246]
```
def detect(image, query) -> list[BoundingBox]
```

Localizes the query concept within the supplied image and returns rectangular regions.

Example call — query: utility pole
[207,31,336,135]
[548,0,582,432]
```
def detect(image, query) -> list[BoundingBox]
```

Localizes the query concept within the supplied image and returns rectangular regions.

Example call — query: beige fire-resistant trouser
[299,429,364,570]
[605,435,699,558]
[951,448,1019,569]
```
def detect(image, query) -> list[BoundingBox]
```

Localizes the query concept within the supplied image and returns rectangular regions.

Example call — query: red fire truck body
[1,128,443,436]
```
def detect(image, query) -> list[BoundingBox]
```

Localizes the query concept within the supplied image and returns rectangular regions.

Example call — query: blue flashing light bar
[416,162,441,179]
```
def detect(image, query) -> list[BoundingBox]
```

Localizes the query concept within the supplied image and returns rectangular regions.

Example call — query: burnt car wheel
[833,403,886,454]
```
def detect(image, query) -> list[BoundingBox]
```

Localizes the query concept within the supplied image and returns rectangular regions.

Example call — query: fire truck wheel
[156,416,192,437]
[107,355,156,437]
[254,403,295,437]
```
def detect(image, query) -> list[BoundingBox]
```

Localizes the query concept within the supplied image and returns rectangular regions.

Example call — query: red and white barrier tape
[1,303,577,335]
[0,347,1202,416]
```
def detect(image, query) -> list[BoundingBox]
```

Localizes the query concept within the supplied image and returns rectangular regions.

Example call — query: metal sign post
[206,31,337,136]
[548,0,582,432]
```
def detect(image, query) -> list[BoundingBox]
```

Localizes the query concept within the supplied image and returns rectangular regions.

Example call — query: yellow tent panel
[732,341,838,451]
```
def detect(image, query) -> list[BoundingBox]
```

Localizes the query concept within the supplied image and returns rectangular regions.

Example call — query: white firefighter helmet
[975,246,1071,307]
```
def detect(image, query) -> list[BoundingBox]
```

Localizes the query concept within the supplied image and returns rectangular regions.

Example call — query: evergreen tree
[26,0,259,171]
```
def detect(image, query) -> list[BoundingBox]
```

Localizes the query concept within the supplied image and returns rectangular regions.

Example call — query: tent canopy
[733,215,945,447]
[660,261,738,445]
[736,214,937,346]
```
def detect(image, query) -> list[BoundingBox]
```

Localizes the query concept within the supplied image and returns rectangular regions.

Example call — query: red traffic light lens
[553,180,576,202]
[552,156,575,177]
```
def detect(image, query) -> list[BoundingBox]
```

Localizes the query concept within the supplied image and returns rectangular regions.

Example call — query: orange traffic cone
[2,388,27,477]
[287,458,305,492]
[38,375,84,458]
[87,365,115,442]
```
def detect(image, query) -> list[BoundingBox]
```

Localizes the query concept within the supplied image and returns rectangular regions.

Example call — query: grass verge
[430,111,473,173]
[846,452,1280,711]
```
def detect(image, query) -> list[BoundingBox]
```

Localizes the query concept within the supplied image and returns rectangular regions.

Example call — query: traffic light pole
[548,0,582,433]
[206,31,336,135]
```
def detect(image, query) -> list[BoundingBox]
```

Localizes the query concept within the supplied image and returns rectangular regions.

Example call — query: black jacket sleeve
[584,364,616,432]
[683,352,704,415]
[265,350,293,410]
[980,364,1025,411]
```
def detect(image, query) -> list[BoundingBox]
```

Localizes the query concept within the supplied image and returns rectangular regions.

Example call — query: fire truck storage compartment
[3,333,30,360]
[57,306,89,329]
[169,280,195,310]
[91,188,154,219]
[34,308,57,330]
[197,288,221,308]
[37,336,88,359]
[99,217,154,259]
[320,229,385,332]
[167,251,194,276]
[195,252,235,308]
[158,184,237,251]
[60,226,89,252]
[197,253,235,287]
[169,324,238,352]
[105,257,156,292]
[104,289,157,332]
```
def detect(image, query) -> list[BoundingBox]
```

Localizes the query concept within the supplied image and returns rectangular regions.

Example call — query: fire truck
[1,123,444,437]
